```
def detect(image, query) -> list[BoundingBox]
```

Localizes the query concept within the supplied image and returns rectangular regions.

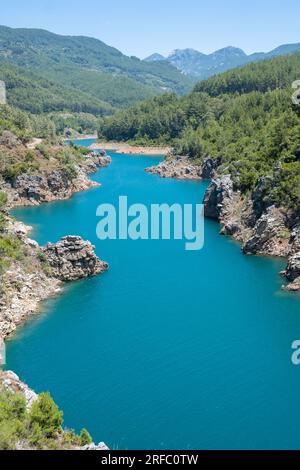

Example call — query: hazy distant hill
[144,43,300,79]
[144,53,166,62]
[0,25,195,112]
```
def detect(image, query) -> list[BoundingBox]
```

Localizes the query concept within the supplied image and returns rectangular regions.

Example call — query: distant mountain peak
[144,53,165,62]
[168,48,206,59]
[211,46,247,57]
[144,42,300,79]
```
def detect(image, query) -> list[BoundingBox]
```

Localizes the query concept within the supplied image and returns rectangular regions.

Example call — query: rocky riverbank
[4,153,111,209]
[0,220,108,339]
[0,143,111,338]
[203,175,300,292]
[145,156,218,180]
[0,139,111,449]
[145,155,300,292]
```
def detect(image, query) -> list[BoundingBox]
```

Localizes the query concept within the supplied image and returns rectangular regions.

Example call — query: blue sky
[1,0,300,58]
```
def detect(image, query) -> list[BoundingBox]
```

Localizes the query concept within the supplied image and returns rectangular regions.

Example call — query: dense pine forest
[99,53,300,210]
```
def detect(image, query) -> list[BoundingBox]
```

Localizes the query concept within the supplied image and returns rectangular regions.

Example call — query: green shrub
[29,393,63,438]
[80,428,93,446]
[25,150,35,162]
[0,421,18,450]
[36,144,49,159]
[0,390,27,450]
[64,163,78,180]
[0,234,24,261]
[0,387,94,449]
[3,162,29,180]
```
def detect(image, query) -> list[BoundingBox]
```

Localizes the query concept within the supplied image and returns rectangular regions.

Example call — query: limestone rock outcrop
[203,175,234,220]
[6,154,111,208]
[10,168,96,205]
[146,156,201,180]
[0,263,62,338]
[283,225,300,291]
[201,157,219,179]
[43,236,108,282]
[242,206,290,257]
[202,176,300,291]
[0,371,38,409]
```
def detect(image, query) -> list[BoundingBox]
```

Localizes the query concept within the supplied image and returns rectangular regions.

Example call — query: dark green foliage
[80,428,93,446]
[0,390,27,450]
[0,191,7,210]
[3,161,37,180]
[269,163,300,211]
[0,62,113,115]
[100,52,300,210]
[51,113,99,136]
[29,393,63,438]
[0,387,94,449]
[194,53,300,96]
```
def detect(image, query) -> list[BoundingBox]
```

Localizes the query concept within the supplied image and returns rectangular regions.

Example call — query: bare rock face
[284,225,300,291]
[81,442,110,451]
[43,236,108,282]
[12,174,49,202]
[203,175,233,220]
[201,157,219,179]
[0,131,20,148]
[7,155,111,208]
[285,253,300,281]
[242,206,290,256]
[146,156,201,180]
[0,371,38,409]
[47,170,72,195]
[84,154,112,174]
[0,263,62,338]
[251,176,274,219]
[11,170,83,203]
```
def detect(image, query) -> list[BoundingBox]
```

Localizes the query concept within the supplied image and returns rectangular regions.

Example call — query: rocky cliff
[6,154,111,208]
[283,225,300,291]
[145,155,300,292]
[202,175,300,291]
[43,236,108,282]
[0,222,108,339]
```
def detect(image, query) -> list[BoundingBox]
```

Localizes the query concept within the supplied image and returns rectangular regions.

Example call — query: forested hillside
[99,52,300,210]
[0,62,113,115]
[194,53,300,95]
[0,26,194,110]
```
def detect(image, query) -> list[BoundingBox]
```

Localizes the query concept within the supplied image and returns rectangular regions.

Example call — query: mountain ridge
[0,25,195,112]
[144,42,300,78]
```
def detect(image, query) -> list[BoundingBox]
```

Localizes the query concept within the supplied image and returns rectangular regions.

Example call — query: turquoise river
[5,145,300,450]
